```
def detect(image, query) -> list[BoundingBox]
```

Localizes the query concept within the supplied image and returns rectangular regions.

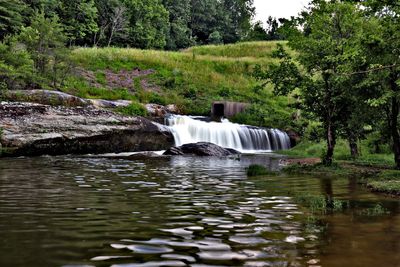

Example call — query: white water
[165,115,291,152]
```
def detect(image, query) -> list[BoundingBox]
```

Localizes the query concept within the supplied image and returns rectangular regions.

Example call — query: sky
[253,0,310,23]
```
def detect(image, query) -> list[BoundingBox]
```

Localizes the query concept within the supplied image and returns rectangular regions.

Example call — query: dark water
[0,155,399,267]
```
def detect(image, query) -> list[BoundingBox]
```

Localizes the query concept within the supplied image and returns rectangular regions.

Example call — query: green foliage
[162,0,194,50]
[0,38,34,89]
[246,164,277,176]
[208,31,223,45]
[247,21,268,41]
[116,102,147,116]
[0,0,26,39]
[18,11,66,75]
[123,0,169,49]
[256,1,372,165]
[94,0,129,46]
[58,0,98,45]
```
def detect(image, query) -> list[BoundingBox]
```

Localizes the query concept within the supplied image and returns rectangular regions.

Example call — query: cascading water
[165,115,291,152]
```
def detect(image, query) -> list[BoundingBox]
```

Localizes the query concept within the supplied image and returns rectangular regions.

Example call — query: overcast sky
[253,0,310,23]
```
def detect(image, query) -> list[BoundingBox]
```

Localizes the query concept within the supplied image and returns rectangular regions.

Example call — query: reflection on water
[0,155,399,267]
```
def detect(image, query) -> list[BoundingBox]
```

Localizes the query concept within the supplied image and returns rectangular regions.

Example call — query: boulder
[163,142,240,156]
[0,101,174,157]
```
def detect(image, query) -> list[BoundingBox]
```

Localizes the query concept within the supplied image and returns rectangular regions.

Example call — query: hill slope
[66,41,295,129]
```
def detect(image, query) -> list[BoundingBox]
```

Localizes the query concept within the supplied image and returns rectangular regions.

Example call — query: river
[0,154,399,267]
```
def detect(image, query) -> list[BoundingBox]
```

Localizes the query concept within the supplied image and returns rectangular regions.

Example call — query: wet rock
[0,101,174,157]
[164,142,240,156]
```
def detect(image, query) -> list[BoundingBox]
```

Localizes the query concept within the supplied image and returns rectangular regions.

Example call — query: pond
[0,154,399,267]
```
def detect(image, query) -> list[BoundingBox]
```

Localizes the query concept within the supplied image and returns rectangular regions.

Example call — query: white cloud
[253,0,310,23]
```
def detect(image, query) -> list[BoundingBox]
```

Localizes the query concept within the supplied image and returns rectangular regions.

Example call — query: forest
[0,0,283,49]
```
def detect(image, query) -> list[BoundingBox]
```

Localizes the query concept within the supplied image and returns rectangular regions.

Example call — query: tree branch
[343,64,398,76]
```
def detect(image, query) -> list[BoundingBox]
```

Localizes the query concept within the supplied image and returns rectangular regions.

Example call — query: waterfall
[165,115,291,152]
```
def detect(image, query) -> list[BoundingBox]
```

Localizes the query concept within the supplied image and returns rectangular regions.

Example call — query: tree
[18,11,66,75]
[123,0,169,49]
[58,0,98,45]
[256,1,368,165]
[265,16,281,40]
[360,0,400,167]
[221,0,254,42]
[162,0,194,50]
[0,37,34,89]
[190,0,218,44]
[247,21,268,41]
[0,0,26,40]
[94,0,128,46]
[190,0,255,45]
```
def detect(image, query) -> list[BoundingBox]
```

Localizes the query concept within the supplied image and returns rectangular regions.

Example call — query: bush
[116,102,147,117]
[208,31,223,45]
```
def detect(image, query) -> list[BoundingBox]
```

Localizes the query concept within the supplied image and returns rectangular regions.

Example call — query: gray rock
[0,101,173,157]
[3,89,90,107]
[164,142,240,156]
[89,99,132,108]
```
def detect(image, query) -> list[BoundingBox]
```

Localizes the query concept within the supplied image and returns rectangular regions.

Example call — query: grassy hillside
[65,41,295,129]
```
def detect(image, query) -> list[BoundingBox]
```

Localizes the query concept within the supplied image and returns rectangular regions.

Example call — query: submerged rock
[0,101,174,157]
[163,142,240,156]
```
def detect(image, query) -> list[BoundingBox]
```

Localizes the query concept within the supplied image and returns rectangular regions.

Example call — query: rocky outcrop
[0,102,173,157]
[163,142,240,156]
[3,89,91,107]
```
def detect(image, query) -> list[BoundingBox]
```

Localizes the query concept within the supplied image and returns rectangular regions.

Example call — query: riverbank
[280,157,400,197]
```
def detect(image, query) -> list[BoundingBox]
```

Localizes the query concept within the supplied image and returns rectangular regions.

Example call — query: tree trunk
[347,132,359,160]
[390,97,400,169]
[388,70,400,169]
[324,121,336,166]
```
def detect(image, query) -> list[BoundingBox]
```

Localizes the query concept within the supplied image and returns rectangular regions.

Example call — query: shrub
[208,31,223,45]
[116,102,147,117]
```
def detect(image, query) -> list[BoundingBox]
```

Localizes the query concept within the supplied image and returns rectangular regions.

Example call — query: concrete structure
[211,101,249,119]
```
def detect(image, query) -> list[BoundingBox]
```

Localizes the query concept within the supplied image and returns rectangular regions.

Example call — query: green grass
[64,41,294,128]
[292,192,349,214]
[280,138,400,195]
[185,41,285,58]
[279,139,395,167]
[367,170,400,195]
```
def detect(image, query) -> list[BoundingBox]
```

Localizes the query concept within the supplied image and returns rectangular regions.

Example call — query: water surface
[0,155,399,267]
